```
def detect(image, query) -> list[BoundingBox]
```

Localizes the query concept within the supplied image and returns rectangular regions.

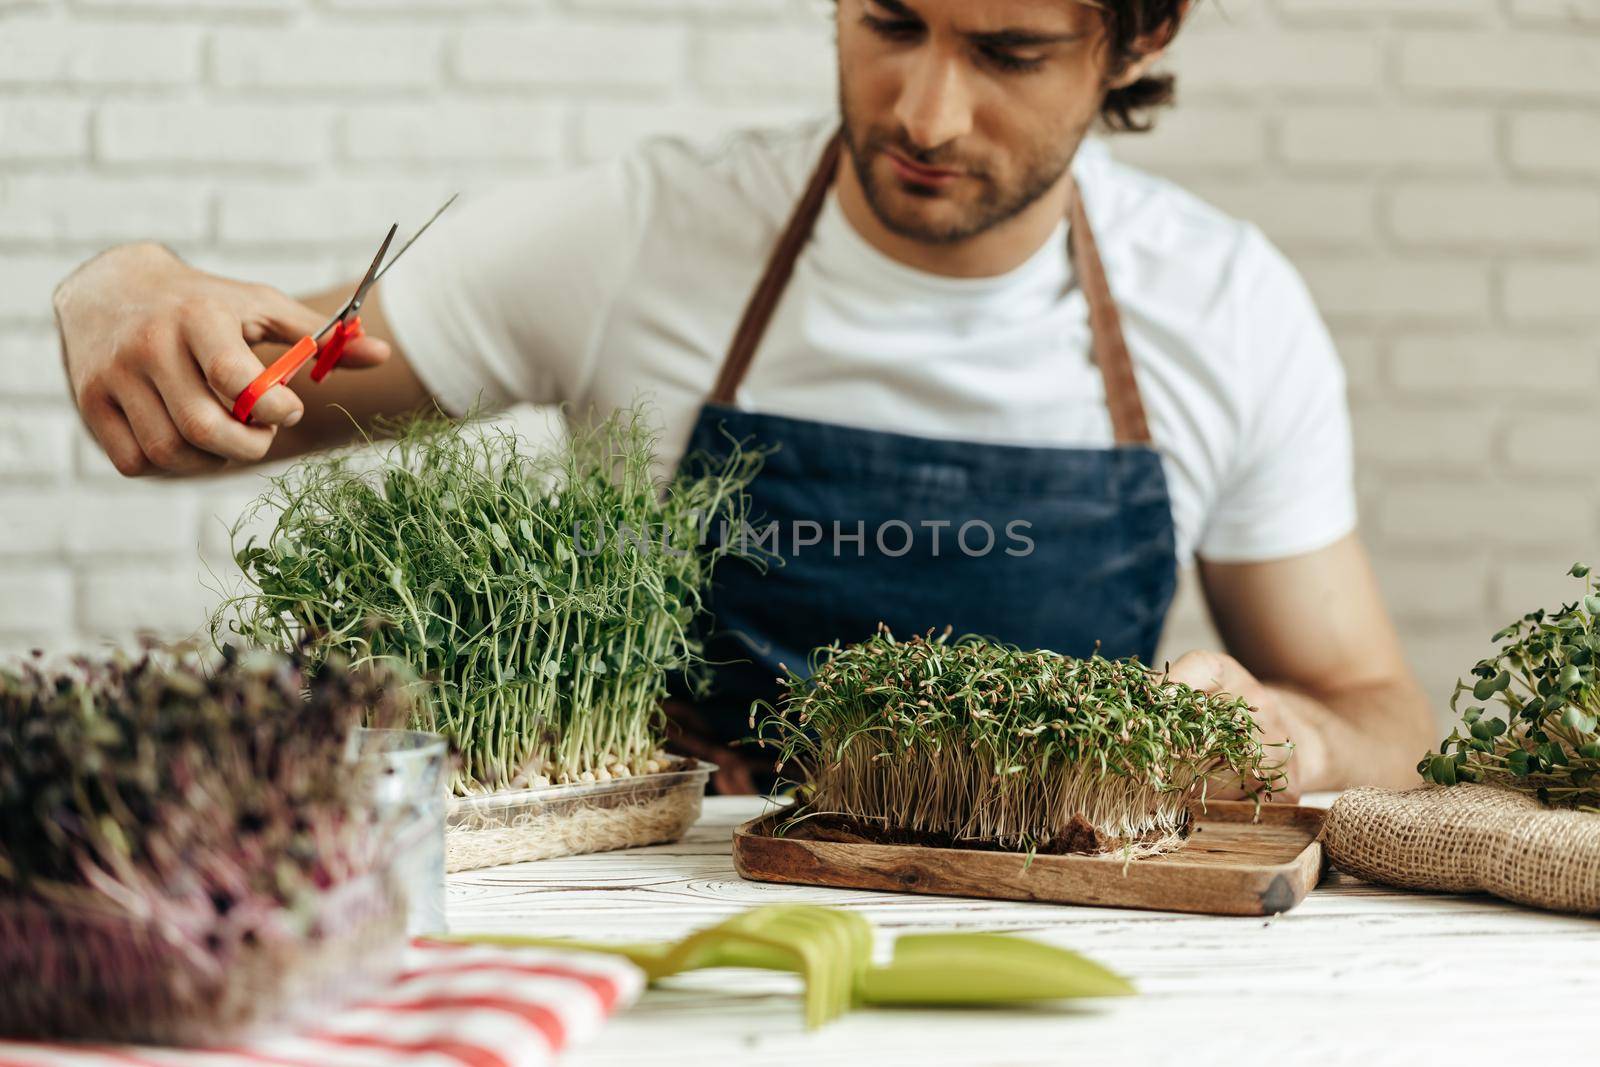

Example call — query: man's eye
[860,13,922,41]
[981,47,1045,74]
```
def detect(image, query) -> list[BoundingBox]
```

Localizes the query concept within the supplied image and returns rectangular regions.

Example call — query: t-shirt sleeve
[377,156,649,416]
[1196,227,1358,563]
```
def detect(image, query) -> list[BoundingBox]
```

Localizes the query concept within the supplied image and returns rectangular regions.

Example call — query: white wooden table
[448,797,1598,1067]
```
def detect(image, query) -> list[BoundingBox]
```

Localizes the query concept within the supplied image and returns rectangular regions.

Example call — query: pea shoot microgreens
[757,628,1283,855]
[216,409,760,795]
[1422,563,1600,812]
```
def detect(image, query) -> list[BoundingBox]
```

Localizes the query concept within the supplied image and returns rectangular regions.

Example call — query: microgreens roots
[1422,563,1600,811]
[758,629,1283,855]
[217,408,760,795]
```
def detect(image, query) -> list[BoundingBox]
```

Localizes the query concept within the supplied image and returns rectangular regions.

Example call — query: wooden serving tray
[733,801,1327,917]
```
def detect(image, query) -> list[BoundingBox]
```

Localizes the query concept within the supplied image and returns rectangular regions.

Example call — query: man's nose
[893,49,973,150]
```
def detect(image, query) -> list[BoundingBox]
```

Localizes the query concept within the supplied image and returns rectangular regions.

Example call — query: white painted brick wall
[0,98,91,161]
[459,24,691,90]
[1386,185,1600,249]
[1,0,1596,733]
[1277,106,1497,172]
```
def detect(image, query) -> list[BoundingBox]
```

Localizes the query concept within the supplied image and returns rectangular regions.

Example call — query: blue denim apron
[667,132,1178,794]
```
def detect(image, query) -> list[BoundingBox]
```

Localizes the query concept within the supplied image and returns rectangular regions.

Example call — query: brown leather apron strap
[1067,181,1152,446]
[708,132,844,407]
[707,128,1154,449]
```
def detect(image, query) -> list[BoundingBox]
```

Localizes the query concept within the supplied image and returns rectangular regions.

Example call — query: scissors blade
[371,193,459,286]
[313,223,398,341]
[346,223,398,316]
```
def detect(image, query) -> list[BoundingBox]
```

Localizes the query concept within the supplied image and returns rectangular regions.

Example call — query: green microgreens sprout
[215,407,760,796]
[1421,563,1600,812]
[756,627,1284,856]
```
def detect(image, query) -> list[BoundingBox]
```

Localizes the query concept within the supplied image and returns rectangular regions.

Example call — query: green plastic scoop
[446,904,1134,1028]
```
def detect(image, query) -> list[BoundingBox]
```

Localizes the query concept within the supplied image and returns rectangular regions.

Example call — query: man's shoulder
[623,115,838,232]
[1078,139,1255,260]
[1077,139,1307,314]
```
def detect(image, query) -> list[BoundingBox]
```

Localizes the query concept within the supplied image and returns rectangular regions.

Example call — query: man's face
[837,0,1111,245]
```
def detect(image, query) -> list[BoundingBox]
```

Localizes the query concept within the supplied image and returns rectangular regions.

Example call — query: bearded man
[50,1,1436,795]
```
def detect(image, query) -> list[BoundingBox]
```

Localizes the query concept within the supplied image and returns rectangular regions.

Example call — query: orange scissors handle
[227,195,457,426]
[311,316,364,383]
[232,335,319,424]
[231,316,365,424]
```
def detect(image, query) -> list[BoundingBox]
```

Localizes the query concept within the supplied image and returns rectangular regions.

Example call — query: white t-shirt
[382,118,1355,566]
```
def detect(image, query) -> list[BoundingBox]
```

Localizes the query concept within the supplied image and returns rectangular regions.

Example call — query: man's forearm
[1270,678,1436,792]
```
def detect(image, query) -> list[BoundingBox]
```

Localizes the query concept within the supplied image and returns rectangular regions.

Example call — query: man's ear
[1107,48,1165,90]
[1106,1,1190,90]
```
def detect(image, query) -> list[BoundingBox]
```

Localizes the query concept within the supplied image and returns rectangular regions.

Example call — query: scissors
[232,194,457,425]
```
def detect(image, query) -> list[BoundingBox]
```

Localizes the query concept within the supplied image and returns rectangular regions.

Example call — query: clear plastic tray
[0,868,407,1046]
[445,759,713,872]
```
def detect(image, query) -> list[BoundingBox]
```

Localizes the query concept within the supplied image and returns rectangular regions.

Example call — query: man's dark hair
[834,1,1190,134]
[1096,0,1188,133]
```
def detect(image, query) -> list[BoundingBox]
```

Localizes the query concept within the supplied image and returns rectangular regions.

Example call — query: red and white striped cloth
[0,939,643,1067]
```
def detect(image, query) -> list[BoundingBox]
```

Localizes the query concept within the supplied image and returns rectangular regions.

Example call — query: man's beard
[840,100,1080,246]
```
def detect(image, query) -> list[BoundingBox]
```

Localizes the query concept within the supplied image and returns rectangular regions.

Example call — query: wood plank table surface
[447,796,1598,1067]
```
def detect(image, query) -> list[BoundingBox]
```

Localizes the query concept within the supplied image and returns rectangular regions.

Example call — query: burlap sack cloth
[1322,784,1600,914]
